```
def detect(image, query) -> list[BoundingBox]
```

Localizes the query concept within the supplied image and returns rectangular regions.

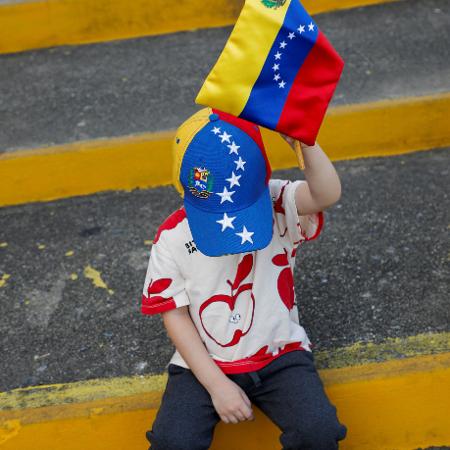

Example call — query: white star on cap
[227,141,240,155]
[219,131,232,143]
[308,22,315,31]
[279,80,286,89]
[216,213,236,232]
[279,41,287,49]
[234,157,246,171]
[274,74,281,81]
[288,32,296,40]
[211,126,221,135]
[226,171,241,188]
[274,52,282,60]
[216,186,235,204]
[298,24,305,34]
[236,226,254,245]
[272,63,280,71]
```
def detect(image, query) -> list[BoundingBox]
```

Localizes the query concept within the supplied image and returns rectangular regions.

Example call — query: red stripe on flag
[276,32,344,146]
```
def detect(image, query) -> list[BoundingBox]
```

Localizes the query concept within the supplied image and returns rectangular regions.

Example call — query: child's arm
[161,306,254,423]
[282,137,342,215]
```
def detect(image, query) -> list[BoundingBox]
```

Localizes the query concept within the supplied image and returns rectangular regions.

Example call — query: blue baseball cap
[174,108,273,256]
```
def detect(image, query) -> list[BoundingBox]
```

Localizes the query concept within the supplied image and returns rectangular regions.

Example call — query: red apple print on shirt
[199,254,255,348]
[272,249,295,310]
[249,341,304,361]
[142,278,175,314]
[291,239,302,258]
[148,278,172,295]
[274,182,288,215]
[274,182,289,237]
[153,208,186,244]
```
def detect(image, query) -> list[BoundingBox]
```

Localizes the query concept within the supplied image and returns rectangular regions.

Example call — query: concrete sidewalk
[1,147,448,391]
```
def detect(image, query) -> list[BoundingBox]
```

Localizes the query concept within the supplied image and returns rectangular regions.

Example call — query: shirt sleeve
[141,236,190,315]
[270,179,324,247]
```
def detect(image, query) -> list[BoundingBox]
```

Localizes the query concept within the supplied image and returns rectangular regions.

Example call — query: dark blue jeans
[146,350,347,450]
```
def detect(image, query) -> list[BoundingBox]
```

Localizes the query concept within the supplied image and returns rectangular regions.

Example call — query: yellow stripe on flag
[196,0,289,115]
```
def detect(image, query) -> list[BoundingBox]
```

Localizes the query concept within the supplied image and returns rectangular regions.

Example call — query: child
[141,108,347,449]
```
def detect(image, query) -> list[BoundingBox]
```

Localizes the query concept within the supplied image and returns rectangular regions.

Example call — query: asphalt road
[0,147,449,391]
[0,0,449,152]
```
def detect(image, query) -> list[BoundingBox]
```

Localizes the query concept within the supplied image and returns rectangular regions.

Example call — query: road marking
[0,347,449,449]
[316,330,450,369]
[0,274,11,288]
[0,0,406,54]
[0,420,21,446]
[1,331,449,411]
[1,93,449,208]
[83,265,114,295]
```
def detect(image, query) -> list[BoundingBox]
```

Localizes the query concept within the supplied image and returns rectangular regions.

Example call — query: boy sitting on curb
[141,108,347,449]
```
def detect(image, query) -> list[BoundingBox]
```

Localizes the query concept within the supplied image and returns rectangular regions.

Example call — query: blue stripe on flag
[240,0,319,130]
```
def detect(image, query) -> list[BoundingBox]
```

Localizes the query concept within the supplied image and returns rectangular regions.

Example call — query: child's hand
[208,377,254,424]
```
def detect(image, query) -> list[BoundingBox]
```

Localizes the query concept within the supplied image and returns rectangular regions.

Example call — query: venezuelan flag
[196,0,344,146]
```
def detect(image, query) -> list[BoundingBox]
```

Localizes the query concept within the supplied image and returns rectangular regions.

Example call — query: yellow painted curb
[2,331,449,413]
[1,351,449,449]
[0,0,405,55]
[1,93,449,208]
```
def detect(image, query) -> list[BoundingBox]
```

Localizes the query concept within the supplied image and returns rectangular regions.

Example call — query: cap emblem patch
[188,167,214,199]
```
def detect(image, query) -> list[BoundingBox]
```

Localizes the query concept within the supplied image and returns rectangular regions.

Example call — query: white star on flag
[227,141,240,155]
[308,22,315,31]
[216,213,236,232]
[216,186,235,204]
[279,41,287,49]
[219,131,232,143]
[272,63,280,71]
[298,24,305,34]
[288,32,296,40]
[234,157,246,171]
[274,52,282,60]
[226,171,241,188]
[236,226,254,245]
[279,80,286,89]
[211,126,221,135]
[274,74,281,81]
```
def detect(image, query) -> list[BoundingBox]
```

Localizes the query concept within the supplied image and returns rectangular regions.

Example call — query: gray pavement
[0,148,449,391]
[0,0,449,153]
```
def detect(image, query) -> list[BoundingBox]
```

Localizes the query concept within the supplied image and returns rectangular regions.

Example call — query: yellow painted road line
[1,93,449,208]
[0,0,406,55]
[315,330,450,370]
[2,331,449,414]
[1,350,449,449]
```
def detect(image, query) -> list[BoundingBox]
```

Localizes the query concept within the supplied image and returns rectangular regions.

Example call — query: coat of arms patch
[188,167,214,199]
[261,0,287,9]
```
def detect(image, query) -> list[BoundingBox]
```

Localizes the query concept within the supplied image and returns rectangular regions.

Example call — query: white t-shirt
[141,179,324,374]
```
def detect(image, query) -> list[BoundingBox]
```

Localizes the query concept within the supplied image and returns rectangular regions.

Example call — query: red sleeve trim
[141,294,177,315]
[306,211,324,241]
[300,211,324,242]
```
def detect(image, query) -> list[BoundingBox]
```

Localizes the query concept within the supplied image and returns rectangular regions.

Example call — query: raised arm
[282,136,342,215]
[161,306,254,423]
